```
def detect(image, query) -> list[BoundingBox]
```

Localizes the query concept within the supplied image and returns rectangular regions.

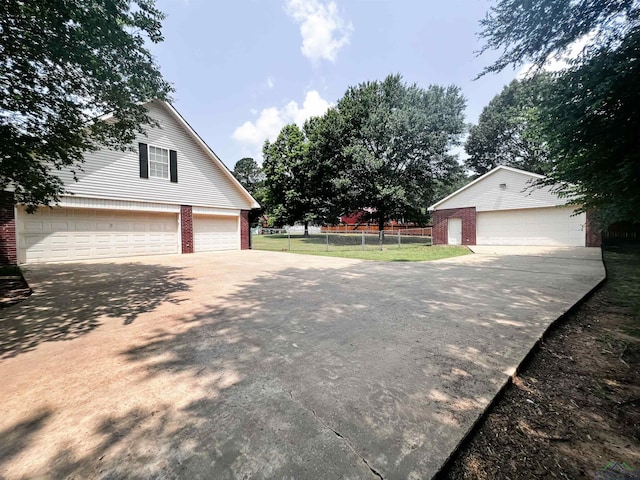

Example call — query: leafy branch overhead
[478,0,640,224]
[478,0,640,75]
[465,75,553,177]
[0,0,173,211]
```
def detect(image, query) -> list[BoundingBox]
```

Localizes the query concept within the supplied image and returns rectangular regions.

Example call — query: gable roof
[428,165,544,211]
[101,100,260,209]
[154,101,260,209]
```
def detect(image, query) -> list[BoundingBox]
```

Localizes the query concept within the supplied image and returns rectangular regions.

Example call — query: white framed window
[148,145,169,179]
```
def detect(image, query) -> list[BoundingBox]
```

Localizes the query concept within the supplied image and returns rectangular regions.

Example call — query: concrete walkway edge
[431,250,607,479]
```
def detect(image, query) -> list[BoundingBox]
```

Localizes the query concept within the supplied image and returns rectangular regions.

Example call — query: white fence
[252,230,433,252]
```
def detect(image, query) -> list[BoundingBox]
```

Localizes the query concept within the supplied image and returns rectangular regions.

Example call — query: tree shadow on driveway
[0,262,192,359]
[0,252,604,478]
[0,409,52,475]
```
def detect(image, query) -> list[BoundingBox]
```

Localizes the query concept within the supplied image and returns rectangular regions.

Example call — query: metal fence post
[361,230,365,250]
[288,233,291,251]
[398,229,401,248]
[326,233,329,251]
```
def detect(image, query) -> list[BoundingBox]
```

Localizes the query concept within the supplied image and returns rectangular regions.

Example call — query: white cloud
[285,0,353,63]
[232,90,332,159]
[265,76,275,89]
[517,33,594,79]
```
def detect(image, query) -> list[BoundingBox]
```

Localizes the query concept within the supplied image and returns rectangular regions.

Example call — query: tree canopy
[536,30,640,223]
[232,157,266,225]
[478,0,640,223]
[262,124,334,235]
[321,74,466,230]
[0,0,172,211]
[465,75,552,177]
[478,0,640,75]
[232,157,264,195]
[261,75,467,231]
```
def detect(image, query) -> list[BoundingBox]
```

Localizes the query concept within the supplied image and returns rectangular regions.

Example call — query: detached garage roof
[428,166,568,212]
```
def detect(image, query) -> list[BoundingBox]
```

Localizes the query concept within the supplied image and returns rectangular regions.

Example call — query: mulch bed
[0,274,32,308]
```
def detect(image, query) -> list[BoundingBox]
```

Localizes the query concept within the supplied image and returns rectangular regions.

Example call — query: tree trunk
[378,216,385,246]
[304,220,309,238]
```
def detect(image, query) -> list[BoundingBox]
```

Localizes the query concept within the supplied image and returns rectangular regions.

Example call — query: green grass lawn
[603,244,640,316]
[252,233,470,262]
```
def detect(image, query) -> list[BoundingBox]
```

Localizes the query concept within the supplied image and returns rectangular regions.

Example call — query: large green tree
[320,74,466,231]
[232,157,266,225]
[433,160,469,202]
[538,31,640,223]
[1,0,172,211]
[232,157,264,195]
[478,0,640,223]
[262,124,333,236]
[465,75,552,176]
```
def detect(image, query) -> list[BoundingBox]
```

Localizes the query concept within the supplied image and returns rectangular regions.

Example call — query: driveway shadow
[0,409,52,474]
[22,252,604,479]
[0,263,192,359]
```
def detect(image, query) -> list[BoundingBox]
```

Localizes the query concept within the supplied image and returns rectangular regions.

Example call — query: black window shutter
[169,150,178,183]
[139,143,148,178]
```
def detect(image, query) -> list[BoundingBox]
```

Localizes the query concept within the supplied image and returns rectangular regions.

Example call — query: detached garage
[428,166,601,247]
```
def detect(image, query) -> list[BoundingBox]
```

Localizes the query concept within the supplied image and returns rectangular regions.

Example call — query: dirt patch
[439,245,640,479]
[0,268,32,308]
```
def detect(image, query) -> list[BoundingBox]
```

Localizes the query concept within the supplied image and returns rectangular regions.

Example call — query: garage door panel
[23,234,44,248]
[18,207,179,263]
[477,207,585,246]
[74,235,91,245]
[24,222,44,233]
[193,215,238,252]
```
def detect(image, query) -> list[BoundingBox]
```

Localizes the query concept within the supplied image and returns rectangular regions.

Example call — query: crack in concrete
[288,391,384,480]
[324,424,384,480]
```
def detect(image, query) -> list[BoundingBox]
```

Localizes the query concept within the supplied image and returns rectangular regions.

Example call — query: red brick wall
[432,207,476,245]
[585,210,602,247]
[180,205,193,254]
[240,210,250,250]
[0,193,17,264]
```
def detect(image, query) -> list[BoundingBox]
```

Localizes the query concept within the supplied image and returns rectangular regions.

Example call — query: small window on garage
[148,146,169,179]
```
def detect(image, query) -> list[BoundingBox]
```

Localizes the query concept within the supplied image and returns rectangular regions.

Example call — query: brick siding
[432,207,476,245]
[180,205,194,254]
[0,193,17,264]
[240,210,250,250]
[585,210,602,247]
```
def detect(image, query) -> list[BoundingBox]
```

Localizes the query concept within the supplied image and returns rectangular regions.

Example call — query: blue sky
[150,0,520,168]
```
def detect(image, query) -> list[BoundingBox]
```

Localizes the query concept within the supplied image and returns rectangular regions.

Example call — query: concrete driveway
[0,247,604,479]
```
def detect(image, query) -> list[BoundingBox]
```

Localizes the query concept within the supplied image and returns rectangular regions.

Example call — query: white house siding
[56,100,254,210]
[58,196,181,213]
[435,168,567,212]
[477,207,586,246]
[192,206,239,217]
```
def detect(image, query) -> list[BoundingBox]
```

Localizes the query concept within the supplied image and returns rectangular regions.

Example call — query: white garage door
[17,207,178,263]
[193,215,238,252]
[477,207,586,246]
